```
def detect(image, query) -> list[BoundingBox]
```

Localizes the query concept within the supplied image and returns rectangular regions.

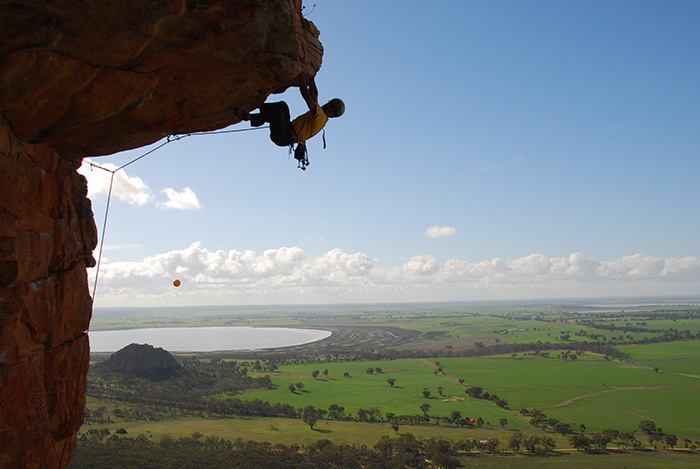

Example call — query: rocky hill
[97,343,182,379]
[0,1,322,467]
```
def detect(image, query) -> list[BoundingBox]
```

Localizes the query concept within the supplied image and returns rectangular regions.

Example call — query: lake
[88,326,331,353]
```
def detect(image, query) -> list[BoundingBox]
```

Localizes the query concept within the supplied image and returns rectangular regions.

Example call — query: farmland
[75,299,700,467]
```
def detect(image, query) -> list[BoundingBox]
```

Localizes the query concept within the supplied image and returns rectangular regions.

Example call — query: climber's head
[323,98,345,118]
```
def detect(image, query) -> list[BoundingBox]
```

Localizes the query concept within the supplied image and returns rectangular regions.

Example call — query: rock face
[0,1,322,467]
[98,343,182,377]
[1,0,322,157]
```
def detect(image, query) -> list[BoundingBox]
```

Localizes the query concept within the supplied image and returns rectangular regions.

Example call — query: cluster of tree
[464,386,508,408]
[88,358,273,404]
[69,432,476,469]
[584,322,700,343]
[567,309,700,323]
[84,405,180,424]
[637,419,682,449]
[506,432,556,454]
[305,339,633,363]
[520,408,581,435]
[569,431,631,451]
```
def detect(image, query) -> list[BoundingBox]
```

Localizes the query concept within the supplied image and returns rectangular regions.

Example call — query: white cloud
[88,246,700,307]
[79,159,200,211]
[79,159,151,205]
[157,187,201,210]
[425,226,457,238]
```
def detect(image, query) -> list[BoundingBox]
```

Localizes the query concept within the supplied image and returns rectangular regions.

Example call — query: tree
[465,386,483,398]
[483,438,500,452]
[437,386,444,396]
[311,370,320,380]
[288,383,296,393]
[499,418,508,429]
[422,388,431,399]
[356,408,368,421]
[366,368,374,374]
[540,436,556,453]
[420,403,431,417]
[665,434,678,450]
[476,417,484,428]
[295,381,304,391]
[322,369,329,379]
[343,371,350,378]
[591,433,611,450]
[638,419,657,435]
[648,433,663,448]
[390,421,400,435]
[449,410,462,424]
[387,378,396,387]
[569,434,591,452]
[508,432,523,453]
[554,422,572,435]
[302,405,318,430]
[522,435,540,453]
[328,403,345,419]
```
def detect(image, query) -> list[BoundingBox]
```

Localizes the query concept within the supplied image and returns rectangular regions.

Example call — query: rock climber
[235,75,345,170]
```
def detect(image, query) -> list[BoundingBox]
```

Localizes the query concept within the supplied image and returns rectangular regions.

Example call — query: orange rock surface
[0,1,322,466]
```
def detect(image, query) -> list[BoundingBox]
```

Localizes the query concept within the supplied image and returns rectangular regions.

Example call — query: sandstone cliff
[0,1,322,467]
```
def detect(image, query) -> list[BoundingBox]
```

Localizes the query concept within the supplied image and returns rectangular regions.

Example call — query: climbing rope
[87,126,268,300]
[58,125,267,468]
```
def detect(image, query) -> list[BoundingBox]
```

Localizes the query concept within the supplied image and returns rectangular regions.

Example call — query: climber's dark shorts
[250,101,298,147]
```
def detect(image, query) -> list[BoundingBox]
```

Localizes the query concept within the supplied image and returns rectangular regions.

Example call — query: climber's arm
[299,75,319,112]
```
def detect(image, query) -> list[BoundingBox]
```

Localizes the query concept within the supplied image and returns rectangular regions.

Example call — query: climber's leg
[250,102,295,146]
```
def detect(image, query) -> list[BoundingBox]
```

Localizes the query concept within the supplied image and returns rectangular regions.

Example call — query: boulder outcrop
[98,343,182,378]
[0,1,322,467]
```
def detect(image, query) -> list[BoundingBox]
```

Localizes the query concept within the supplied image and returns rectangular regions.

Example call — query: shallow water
[89,326,331,352]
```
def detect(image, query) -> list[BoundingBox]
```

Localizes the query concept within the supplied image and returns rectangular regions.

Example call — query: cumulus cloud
[79,159,200,210]
[157,187,201,210]
[79,159,151,205]
[88,245,700,307]
[425,226,457,238]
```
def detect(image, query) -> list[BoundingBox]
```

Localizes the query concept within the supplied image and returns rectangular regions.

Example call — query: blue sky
[81,0,700,308]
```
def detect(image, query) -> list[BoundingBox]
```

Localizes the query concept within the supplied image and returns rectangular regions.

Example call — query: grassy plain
[242,358,527,426]
[238,351,700,437]
[83,300,700,466]
[458,450,700,468]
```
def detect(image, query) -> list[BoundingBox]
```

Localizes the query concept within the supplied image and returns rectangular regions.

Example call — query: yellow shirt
[292,104,328,142]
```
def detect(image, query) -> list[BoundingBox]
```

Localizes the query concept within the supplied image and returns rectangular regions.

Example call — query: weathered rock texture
[1,0,322,157]
[0,124,95,468]
[0,1,322,467]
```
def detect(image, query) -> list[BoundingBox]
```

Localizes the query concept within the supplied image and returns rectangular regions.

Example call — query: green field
[242,358,526,426]
[619,341,700,360]
[81,301,700,467]
[237,352,700,437]
[458,450,700,468]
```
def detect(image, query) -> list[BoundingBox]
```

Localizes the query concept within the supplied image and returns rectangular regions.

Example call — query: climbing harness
[293,142,309,170]
[291,129,326,171]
